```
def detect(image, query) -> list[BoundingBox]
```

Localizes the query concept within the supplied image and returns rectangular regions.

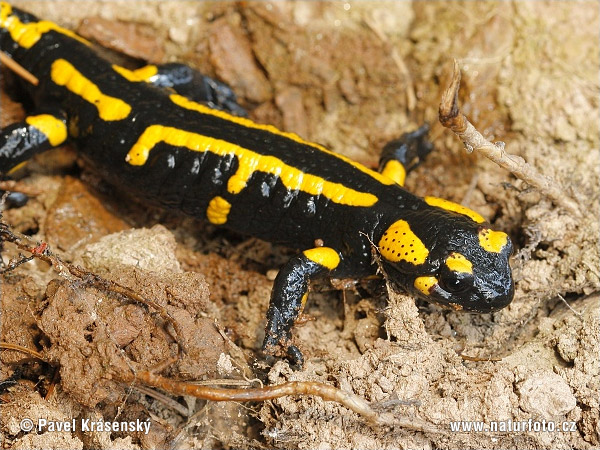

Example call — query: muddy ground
[1,1,598,449]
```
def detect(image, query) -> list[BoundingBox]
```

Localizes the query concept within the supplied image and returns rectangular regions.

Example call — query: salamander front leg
[0,175,28,208]
[0,109,67,207]
[262,247,341,368]
[379,124,433,186]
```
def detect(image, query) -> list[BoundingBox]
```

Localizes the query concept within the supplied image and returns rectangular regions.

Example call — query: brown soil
[1,1,598,449]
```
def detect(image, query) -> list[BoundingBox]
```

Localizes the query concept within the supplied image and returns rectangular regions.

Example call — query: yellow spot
[424,196,486,223]
[381,159,406,186]
[478,228,509,253]
[127,125,378,207]
[113,64,158,82]
[414,276,438,295]
[445,252,473,274]
[378,219,429,265]
[206,196,231,225]
[170,94,394,186]
[25,114,67,147]
[303,247,340,270]
[51,59,131,121]
[0,2,90,49]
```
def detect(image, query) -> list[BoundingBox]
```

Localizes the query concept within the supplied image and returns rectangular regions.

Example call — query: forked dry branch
[439,60,582,217]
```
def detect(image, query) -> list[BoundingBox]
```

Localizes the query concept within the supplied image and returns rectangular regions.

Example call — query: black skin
[0,4,514,368]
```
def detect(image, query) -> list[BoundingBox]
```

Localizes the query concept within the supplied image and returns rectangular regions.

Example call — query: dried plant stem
[118,369,441,432]
[0,51,39,85]
[439,60,581,217]
[0,342,46,361]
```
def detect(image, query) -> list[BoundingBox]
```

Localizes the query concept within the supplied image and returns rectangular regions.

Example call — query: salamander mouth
[423,279,514,313]
[384,273,514,313]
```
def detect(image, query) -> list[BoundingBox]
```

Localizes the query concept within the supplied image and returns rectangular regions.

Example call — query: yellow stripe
[51,59,131,121]
[127,125,379,207]
[0,2,90,49]
[170,94,394,186]
[424,196,486,224]
[112,64,158,82]
[25,114,67,146]
[206,196,231,225]
[303,247,340,270]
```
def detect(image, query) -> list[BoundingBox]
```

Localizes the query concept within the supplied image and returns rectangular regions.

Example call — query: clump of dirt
[1,1,598,450]
[262,290,598,449]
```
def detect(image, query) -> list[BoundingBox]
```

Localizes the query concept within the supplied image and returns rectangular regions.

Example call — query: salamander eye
[439,266,475,294]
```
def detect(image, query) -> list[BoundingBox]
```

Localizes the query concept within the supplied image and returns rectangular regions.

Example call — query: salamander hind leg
[262,247,341,369]
[0,175,28,208]
[379,124,433,186]
[0,109,68,174]
[126,62,247,117]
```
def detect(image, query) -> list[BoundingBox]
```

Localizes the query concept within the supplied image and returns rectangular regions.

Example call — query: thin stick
[130,384,191,417]
[0,341,46,361]
[0,51,39,86]
[439,60,581,217]
[459,353,501,362]
[557,293,582,317]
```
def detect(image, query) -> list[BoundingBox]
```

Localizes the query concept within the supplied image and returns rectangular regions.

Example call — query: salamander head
[378,197,514,313]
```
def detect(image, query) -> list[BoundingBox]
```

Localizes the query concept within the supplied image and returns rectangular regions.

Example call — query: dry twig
[0,342,46,362]
[117,369,441,432]
[439,60,581,217]
[0,51,39,86]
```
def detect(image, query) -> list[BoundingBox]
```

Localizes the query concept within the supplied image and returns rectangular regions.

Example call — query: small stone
[518,371,576,418]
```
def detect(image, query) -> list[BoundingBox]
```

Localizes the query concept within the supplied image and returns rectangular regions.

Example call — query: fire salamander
[0,3,514,367]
